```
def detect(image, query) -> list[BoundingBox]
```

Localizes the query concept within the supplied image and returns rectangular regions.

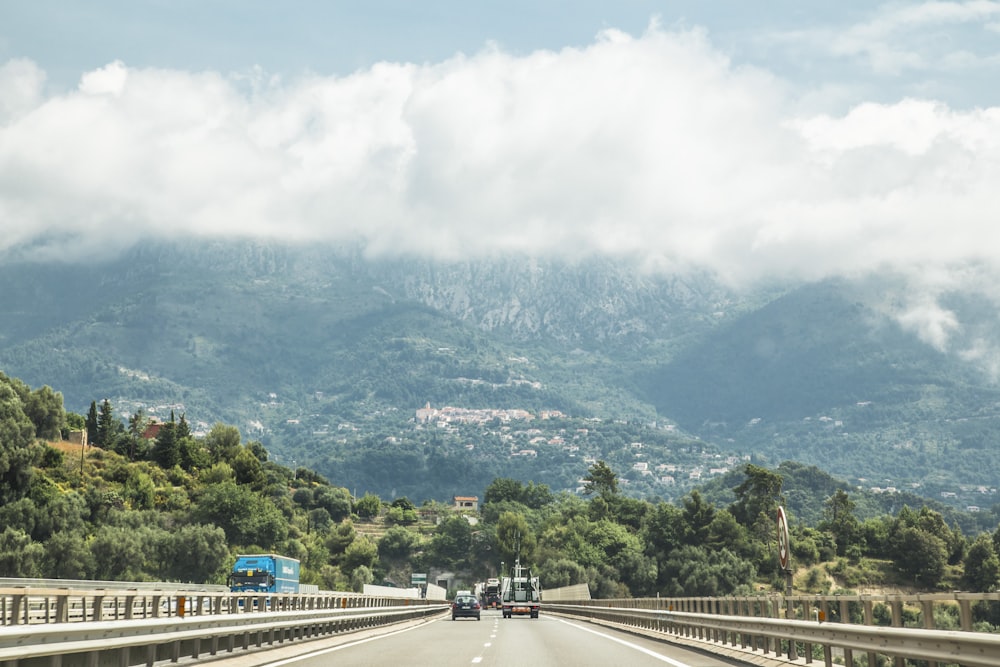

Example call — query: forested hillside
[2,242,1000,507]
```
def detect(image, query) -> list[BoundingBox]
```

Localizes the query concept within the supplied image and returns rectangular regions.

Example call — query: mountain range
[2,241,998,508]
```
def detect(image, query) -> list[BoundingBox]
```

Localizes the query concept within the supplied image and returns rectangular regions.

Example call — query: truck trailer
[227,554,300,593]
[481,577,501,608]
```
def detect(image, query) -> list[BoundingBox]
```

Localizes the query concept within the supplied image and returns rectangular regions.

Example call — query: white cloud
[769,1,1000,76]
[897,300,961,350]
[1,20,1000,298]
[79,60,128,96]
[0,58,45,122]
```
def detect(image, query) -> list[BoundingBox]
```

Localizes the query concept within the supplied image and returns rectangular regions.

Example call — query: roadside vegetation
[3,371,1000,630]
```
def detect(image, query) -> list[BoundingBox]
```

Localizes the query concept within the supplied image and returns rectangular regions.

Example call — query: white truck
[500,559,540,619]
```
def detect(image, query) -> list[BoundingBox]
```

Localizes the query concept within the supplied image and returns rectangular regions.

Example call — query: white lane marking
[554,618,693,667]
[258,621,427,666]
[484,642,492,647]
[472,658,483,664]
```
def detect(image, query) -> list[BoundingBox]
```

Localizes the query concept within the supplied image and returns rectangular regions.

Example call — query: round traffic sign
[777,506,790,570]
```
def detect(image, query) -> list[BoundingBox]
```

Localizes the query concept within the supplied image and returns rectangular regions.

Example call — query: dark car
[451,594,481,620]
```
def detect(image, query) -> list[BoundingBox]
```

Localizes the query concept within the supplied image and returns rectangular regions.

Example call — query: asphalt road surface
[207,609,748,667]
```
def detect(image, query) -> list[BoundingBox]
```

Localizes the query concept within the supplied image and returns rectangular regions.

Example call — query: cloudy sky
[2,1,1000,307]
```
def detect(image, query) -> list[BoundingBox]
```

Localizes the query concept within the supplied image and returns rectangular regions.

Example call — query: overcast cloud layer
[2,7,1000,322]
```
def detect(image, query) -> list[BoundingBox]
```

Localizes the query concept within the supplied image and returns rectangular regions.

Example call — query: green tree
[89,525,147,580]
[308,508,333,533]
[730,464,784,531]
[85,401,98,449]
[659,544,756,597]
[430,514,474,569]
[162,524,229,583]
[0,381,38,503]
[23,385,64,441]
[893,526,947,587]
[96,399,123,450]
[42,530,95,579]
[354,492,382,519]
[123,469,156,510]
[204,423,242,464]
[176,413,192,439]
[964,534,1000,593]
[326,521,357,562]
[819,489,861,558]
[0,527,44,577]
[496,511,535,564]
[705,509,749,556]
[536,558,586,588]
[342,536,379,574]
[127,409,149,461]
[484,478,524,505]
[232,448,266,490]
[179,436,211,472]
[151,413,180,469]
[681,490,716,545]
[582,460,618,499]
[378,525,420,562]
[193,481,288,548]
[350,564,375,592]
[313,486,358,522]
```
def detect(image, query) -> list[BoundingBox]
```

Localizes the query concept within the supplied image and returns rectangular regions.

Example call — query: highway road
[204,609,747,667]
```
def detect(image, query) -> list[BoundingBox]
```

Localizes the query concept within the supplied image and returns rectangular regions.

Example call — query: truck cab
[227,554,300,594]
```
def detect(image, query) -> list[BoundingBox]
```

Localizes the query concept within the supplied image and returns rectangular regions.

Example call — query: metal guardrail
[0,587,377,626]
[0,586,447,666]
[546,592,1000,667]
[0,578,228,593]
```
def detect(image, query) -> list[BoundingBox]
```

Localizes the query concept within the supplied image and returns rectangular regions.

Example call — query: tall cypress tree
[96,399,116,448]
[85,401,98,448]
[153,411,179,469]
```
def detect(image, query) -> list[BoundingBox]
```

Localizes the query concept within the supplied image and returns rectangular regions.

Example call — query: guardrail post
[11,592,25,625]
[863,597,876,667]
[781,595,792,661]
[890,597,904,667]
[920,598,938,667]
[56,591,69,623]
[839,598,853,667]
[743,597,751,653]
[803,599,814,663]
[959,597,973,632]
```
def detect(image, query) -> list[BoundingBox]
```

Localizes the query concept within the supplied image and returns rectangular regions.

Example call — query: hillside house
[453,496,479,512]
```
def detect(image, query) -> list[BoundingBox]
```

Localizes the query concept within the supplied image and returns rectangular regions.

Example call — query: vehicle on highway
[451,593,481,620]
[227,553,300,594]
[477,577,501,608]
[500,558,540,619]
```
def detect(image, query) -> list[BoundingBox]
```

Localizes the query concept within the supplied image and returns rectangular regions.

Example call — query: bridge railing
[0,586,409,626]
[545,591,1000,667]
[0,586,447,667]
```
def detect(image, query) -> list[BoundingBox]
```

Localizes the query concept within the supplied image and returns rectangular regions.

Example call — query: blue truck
[227,554,301,593]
